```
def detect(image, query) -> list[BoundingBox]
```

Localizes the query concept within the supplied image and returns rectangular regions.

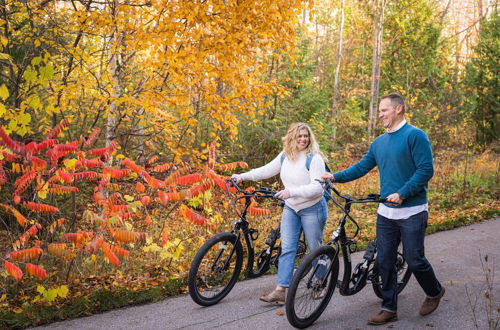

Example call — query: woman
[232,122,328,305]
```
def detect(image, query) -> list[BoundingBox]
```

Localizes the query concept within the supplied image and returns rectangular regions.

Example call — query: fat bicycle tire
[188,232,243,306]
[286,245,339,329]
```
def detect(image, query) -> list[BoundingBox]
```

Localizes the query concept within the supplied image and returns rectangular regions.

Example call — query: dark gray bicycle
[285,179,412,328]
[188,178,306,306]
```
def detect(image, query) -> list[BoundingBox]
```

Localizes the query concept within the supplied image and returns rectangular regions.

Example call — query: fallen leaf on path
[276,311,284,316]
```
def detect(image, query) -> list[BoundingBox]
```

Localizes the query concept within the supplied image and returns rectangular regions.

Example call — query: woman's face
[296,128,310,151]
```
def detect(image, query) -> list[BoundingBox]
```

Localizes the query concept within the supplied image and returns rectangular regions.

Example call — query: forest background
[0,0,498,328]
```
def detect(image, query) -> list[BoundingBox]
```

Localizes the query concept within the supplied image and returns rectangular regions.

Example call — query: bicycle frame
[317,180,388,296]
[224,179,283,278]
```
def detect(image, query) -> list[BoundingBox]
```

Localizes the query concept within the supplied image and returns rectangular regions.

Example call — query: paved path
[36,217,500,330]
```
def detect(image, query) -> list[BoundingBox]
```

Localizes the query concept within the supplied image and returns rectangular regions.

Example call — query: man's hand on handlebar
[320,172,334,181]
[386,192,403,205]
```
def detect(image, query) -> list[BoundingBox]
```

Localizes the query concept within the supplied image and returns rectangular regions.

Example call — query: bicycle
[188,178,307,306]
[285,179,412,328]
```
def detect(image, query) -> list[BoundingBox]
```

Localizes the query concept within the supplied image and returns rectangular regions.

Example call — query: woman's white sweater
[240,151,326,212]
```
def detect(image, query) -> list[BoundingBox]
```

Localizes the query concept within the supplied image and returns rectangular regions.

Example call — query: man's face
[378,98,400,130]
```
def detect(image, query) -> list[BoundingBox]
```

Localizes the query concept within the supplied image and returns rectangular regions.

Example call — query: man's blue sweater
[333,123,434,208]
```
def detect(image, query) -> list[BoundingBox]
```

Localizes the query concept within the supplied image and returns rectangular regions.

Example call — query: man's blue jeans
[376,211,442,312]
[277,198,328,287]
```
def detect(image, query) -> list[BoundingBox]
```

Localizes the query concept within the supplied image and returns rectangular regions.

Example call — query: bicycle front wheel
[286,245,339,329]
[188,232,243,306]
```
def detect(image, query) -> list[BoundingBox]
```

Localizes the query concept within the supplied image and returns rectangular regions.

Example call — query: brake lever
[367,193,381,199]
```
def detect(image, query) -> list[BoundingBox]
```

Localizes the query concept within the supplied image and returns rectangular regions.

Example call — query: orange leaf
[102,245,120,266]
[48,243,68,258]
[216,161,248,172]
[247,206,272,216]
[176,173,204,185]
[161,228,169,246]
[64,232,93,244]
[112,229,141,243]
[25,263,47,278]
[136,182,145,193]
[122,158,142,173]
[9,247,44,261]
[110,245,130,258]
[46,119,69,139]
[4,261,22,281]
[179,204,213,228]
[25,201,59,213]
[145,215,152,226]
[151,162,173,173]
[188,179,214,198]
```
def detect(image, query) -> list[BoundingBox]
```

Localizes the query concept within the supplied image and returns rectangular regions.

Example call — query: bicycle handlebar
[316,178,398,240]
[225,178,285,217]
[317,179,398,205]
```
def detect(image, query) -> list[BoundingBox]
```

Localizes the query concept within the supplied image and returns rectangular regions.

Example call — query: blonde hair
[282,122,324,161]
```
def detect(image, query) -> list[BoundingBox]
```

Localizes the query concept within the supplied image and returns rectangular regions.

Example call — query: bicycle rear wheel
[286,245,339,329]
[188,232,243,306]
[371,243,412,299]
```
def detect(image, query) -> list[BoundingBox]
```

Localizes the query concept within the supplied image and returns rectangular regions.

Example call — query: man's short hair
[381,93,405,113]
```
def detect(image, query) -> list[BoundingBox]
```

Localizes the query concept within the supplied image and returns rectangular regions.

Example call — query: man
[322,93,445,325]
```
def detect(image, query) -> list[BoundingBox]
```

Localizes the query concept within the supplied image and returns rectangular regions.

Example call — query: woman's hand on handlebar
[231,174,244,183]
[320,172,334,181]
[275,189,291,200]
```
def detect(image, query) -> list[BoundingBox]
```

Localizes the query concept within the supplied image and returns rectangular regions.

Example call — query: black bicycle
[285,179,412,328]
[188,178,307,306]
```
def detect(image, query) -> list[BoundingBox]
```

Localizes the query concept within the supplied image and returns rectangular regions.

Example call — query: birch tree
[331,0,344,140]
[368,0,387,139]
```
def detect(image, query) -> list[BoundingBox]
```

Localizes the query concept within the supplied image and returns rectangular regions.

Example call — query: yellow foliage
[0,0,309,159]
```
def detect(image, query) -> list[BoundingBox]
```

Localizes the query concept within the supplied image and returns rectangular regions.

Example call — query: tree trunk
[331,0,344,142]
[368,0,386,140]
[106,0,124,164]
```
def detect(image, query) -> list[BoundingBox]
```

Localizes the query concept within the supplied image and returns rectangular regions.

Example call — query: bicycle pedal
[363,241,377,260]
[265,229,280,246]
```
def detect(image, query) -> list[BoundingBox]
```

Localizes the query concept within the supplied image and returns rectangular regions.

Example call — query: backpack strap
[305,154,314,171]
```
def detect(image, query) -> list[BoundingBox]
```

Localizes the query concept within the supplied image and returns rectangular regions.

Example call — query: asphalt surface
[35,217,500,330]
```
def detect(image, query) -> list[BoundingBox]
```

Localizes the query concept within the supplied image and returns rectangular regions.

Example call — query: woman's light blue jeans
[277,198,328,287]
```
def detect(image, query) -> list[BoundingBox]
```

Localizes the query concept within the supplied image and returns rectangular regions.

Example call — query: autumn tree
[1,0,310,164]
